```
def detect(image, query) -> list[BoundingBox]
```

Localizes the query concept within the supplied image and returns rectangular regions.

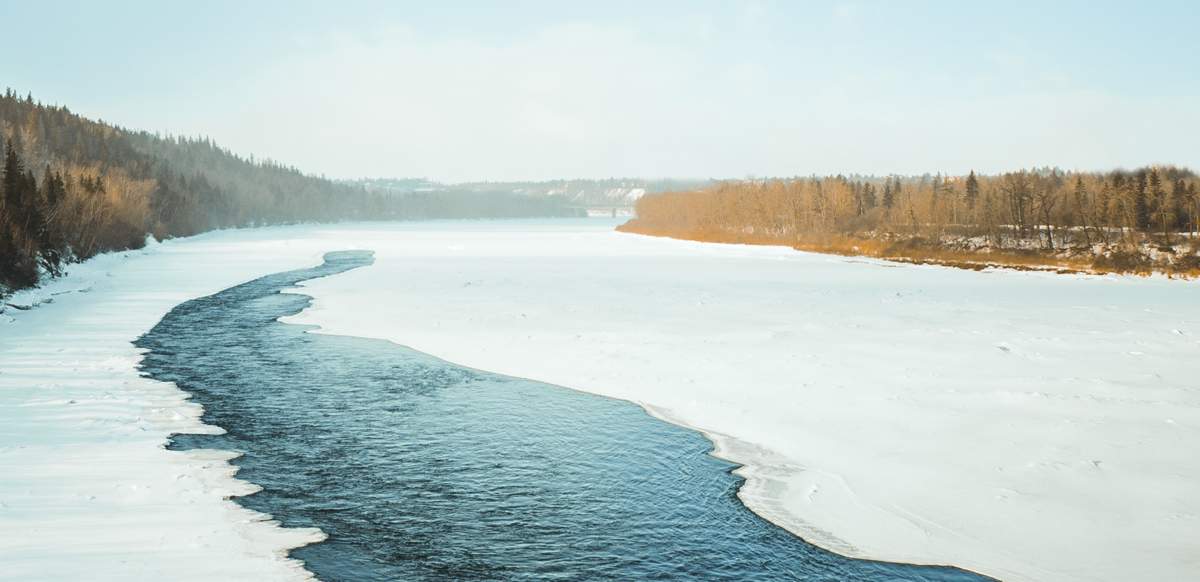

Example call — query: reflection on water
[137,251,987,581]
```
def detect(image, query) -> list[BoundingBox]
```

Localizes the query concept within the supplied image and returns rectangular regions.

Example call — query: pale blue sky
[2,1,1197,181]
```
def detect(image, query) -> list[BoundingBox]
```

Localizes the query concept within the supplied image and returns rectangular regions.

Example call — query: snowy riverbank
[3,219,1197,581]
[0,228,338,580]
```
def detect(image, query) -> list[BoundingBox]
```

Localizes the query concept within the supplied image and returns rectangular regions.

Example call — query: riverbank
[0,228,336,581]
[616,222,1200,277]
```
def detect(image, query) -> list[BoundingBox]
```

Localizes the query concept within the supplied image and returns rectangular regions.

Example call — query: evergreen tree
[1149,168,1169,240]
[1170,178,1187,231]
[965,170,979,209]
[2,139,22,216]
[38,166,65,274]
[882,177,895,209]
[24,168,40,238]
[0,140,39,287]
[1133,170,1151,231]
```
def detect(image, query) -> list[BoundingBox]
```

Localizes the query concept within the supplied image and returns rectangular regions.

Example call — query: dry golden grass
[617,221,1200,278]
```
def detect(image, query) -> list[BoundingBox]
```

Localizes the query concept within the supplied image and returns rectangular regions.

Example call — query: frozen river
[2,219,1197,581]
[137,250,981,581]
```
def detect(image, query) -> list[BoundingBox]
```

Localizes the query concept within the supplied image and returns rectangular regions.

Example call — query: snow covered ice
[3,219,1198,582]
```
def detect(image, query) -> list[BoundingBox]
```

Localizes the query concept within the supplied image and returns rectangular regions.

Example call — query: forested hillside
[621,168,1200,275]
[0,91,577,292]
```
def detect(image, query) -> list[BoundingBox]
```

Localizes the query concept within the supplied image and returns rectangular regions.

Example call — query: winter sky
[2,0,1198,182]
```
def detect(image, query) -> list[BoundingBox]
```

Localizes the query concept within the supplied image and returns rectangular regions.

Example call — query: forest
[0,91,577,292]
[621,168,1200,275]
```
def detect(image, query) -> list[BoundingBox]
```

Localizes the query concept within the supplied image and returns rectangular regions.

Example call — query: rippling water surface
[136,251,987,581]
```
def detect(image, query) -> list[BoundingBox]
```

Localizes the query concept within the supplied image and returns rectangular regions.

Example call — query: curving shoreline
[651,409,1008,581]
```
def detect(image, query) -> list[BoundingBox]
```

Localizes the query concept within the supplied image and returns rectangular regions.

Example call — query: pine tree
[1170,178,1187,232]
[0,140,39,287]
[2,139,22,216]
[22,168,41,236]
[1133,170,1151,231]
[1148,168,1169,241]
[38,166,65,274]
[882,178,895,209]
[965,170,979,210]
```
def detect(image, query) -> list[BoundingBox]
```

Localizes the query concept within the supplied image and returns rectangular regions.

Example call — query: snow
[287,220,1200,582]
[3,219,1197,581]
[0,229,338,581]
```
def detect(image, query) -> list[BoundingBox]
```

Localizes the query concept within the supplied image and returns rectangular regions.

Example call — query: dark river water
[135,251,988,581]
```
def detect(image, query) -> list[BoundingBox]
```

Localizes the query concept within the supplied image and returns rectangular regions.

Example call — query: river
[136,249,984,581]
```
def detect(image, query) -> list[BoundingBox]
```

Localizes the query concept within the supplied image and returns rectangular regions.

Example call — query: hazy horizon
[2,0,1198,182]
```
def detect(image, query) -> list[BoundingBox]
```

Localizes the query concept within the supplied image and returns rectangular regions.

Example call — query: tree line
[622,167,1200,273]
[0,91,577,292]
